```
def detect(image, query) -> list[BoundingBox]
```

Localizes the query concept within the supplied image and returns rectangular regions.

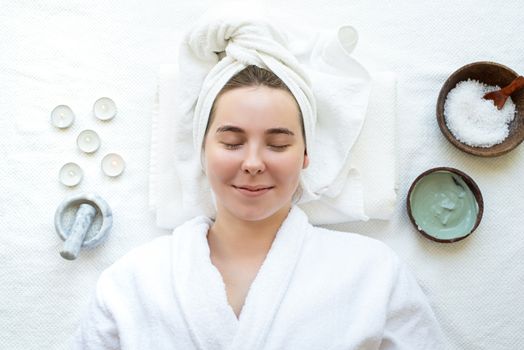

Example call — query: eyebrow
[215,125,295,136]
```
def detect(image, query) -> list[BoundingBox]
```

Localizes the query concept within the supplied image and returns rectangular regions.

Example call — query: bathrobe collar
[170,205,310,350]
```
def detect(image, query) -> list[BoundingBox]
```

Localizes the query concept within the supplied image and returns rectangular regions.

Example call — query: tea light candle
[50,105,75,129]
[59,162,83,186]
[93,97,117,121]
[101,153,125,177]
[77,129,101,153]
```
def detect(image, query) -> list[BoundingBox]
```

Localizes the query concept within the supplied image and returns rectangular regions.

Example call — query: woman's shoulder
[99,214,212,281]
[309,224,392,249]
[306,224,401,266]
[296,225,407,295]
[100,235,173,282]
[91,235,176,312]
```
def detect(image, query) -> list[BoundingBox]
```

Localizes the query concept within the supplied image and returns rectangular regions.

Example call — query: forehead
[211,86,301,130]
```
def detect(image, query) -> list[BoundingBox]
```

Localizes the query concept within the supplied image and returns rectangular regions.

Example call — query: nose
[241,145,266,175]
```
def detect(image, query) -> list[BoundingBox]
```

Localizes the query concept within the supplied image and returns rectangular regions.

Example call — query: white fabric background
[1,1,522,349]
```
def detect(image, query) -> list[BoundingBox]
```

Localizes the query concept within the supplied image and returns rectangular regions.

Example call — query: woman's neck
[207,205,292,262]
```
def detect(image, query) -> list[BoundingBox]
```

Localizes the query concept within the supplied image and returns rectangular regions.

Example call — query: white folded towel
[299,72,397,223]
[149,2,397,227]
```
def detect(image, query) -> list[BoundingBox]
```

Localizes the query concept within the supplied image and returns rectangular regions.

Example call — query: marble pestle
[60,203,97,260]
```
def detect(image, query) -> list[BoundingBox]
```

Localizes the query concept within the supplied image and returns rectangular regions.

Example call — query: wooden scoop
[483,76,524,110]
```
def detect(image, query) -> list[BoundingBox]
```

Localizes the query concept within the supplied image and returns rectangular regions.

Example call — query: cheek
[269,152,304,183]
[204,148,240,181]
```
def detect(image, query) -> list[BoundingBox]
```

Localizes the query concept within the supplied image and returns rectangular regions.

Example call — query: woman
[73,65,444,349]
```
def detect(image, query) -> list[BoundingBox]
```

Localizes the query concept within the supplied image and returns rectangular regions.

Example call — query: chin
[234,205,278,222]
[223,201,291,223]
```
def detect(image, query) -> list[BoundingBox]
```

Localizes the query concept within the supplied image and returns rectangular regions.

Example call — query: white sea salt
[443,79,516,147]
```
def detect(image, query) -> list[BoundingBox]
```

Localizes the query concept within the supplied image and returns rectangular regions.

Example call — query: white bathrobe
[72,206,444,349]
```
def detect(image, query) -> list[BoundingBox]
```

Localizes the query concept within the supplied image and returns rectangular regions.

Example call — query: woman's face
[203,85,309,222]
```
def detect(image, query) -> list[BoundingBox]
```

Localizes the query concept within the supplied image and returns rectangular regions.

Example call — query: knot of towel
[150,2,397,227]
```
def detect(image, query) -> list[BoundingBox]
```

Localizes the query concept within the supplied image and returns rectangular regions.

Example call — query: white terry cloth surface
[72,206,444,349]
[148,1,396,227]
[1,1,524,350]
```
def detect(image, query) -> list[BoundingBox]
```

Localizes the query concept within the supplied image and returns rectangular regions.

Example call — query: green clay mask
[409,171,479,241]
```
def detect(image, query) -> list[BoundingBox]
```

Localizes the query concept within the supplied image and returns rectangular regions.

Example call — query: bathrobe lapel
[171,216,239,350]
[228,206,309,350]
[171,206,310,350]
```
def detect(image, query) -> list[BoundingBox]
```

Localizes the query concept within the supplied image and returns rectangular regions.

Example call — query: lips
[233,185,273,191]
[232,184,274,197]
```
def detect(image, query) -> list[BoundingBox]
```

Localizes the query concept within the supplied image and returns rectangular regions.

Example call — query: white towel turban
[150,2,379,227]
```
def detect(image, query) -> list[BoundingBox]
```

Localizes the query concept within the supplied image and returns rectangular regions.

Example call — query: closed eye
[269,145,290,151]
[220,143,291,151]
[222,142,242,150]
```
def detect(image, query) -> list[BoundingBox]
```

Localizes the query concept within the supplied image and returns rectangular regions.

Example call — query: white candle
[50,105,75,129]
[77,129,101,153]
[93,97,117,121]
[101,153,125,177]
[59,162,83,186]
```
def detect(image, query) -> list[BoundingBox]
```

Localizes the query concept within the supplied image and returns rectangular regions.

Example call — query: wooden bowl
[436,61,524,157]
[406,167,483,243]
